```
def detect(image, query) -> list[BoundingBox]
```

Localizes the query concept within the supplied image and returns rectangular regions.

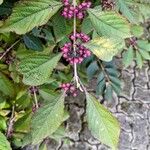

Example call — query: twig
[6,105,15,138]
[33,90,39,109]
[72,0,80,87]
[0,39,20,60]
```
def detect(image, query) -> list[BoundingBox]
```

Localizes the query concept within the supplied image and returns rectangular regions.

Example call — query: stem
[98,60,111,83]
[33,91,39,109]
[72,0,80,86]
[0,39,20,60]
[6,106,15,138]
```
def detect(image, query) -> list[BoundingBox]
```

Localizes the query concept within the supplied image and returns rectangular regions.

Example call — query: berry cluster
[60,83,77,97]
[62,0,91,19]
[102,0,115,10]
[61,32,91,64]
[70,32,90,42]
[61,43,91,64]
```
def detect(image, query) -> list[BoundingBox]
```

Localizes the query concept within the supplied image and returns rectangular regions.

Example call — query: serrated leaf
[137,40,150,52]
[138,49,150,60]
[86,93,120,150]
[14,113,32,132]
[0,0,62,34]
[87,9,131,39]
[31,93,65,144]
[23,34,43,51]
[52,11,69,43]
[131,25,143,37]
[84,37,124,61]
[0,132,12,150]
[136,51,143,68]
[87,61,99,79]
[116,0,140,23]
[18,53,62,86]
[0,73,15,97]
[123,47,134,68]
[105,85,113,101]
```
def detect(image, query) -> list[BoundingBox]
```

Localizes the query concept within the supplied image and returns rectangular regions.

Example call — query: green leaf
[18,53,62,86]
[116,0,140,23]
[131,25,144,37]
[136,51,143,68]
[52,11,69,43]
[0,73,15,97]
[23,34,43,51]
[123,47,134,68]
[87,61,99,79]
[86,93,120,150]
[84,36,124,61]
[81,17,93,34]
[137,40,150,52]
[0,0,62,34]
[0,116,6,131]
[139,49,150,60]
[31,93,65,144]
[105,85,113,101]
[87,9,131,39]
[0,132,12,150]
[14,113,32,132]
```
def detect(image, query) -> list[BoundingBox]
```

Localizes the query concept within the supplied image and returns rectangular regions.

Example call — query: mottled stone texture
[24,62,150,150]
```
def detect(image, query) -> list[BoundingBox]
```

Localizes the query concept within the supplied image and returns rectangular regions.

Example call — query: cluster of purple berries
[62,0,91,19]
[61,43,91,64]
[61,32,91,64]
[102,0,115,10]
[70,32,90,42]
[60,83,77,97]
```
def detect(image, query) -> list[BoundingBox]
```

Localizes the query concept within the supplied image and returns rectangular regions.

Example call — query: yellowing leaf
[18,54,62,86]
[31,93,65,144]
[0,0,62,34]
[84,36,124,61]
[86,93,120,150]
[87,9,131,39]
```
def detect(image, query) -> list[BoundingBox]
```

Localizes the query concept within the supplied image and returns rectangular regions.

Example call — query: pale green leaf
[0,132,12,150]
[123,47,134,68]
[139,49,150,60]
[0,73,15,97]
[131,25,143,37]
[18,53,62,86]
[84,36,124,61]
[0,0,62,34]
[87,9,131,39]
[31,93,65,144]
[116,0,141,23]
[0,0,3,5]
[137,40,150,52]
[136,51,143,68]
[86,93,120,150]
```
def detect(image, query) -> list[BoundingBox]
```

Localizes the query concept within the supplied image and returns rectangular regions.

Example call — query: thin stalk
[0,39,20,60]
[72,0,80,86]
[6,105,15,138]
[33,91,39,109]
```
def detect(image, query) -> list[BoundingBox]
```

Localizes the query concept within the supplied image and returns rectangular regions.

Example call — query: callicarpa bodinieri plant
[0,0,149,149]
